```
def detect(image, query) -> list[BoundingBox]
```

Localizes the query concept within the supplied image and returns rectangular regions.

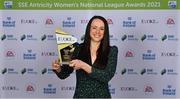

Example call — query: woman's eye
[100,28,104,30]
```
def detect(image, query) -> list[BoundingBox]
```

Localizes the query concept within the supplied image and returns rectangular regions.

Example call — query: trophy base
[61,62,70,65]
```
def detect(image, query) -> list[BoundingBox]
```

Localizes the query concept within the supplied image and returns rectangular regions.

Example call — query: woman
[52,16,118,98]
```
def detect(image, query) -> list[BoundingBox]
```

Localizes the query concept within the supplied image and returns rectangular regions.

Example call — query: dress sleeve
[88,46,118,83]
[53,44,80,79]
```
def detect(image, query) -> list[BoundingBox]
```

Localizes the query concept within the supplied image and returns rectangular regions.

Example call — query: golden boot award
[55,28,78,65]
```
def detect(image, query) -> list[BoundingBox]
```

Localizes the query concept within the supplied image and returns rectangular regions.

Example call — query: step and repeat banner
[0,0,180,98]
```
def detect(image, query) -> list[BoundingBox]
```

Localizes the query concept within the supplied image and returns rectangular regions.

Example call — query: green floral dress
[54,45,118,98]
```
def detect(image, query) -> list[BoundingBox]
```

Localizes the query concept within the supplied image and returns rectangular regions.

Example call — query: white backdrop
[0,10,180,98]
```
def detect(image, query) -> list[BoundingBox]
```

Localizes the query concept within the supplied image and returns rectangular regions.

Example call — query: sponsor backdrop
[0,0,180,98]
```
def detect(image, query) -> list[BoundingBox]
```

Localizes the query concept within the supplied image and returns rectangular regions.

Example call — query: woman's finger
[52,60,60,69]
[69,62,75,67]
[55,59,59,64]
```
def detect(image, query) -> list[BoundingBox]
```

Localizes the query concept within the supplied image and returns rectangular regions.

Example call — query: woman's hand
[69,59,92,73]
[69,59,82,70]
[52,59,61,73]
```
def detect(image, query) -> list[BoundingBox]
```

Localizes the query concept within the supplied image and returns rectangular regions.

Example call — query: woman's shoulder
[108,45,118,57]
[110,45,118,52]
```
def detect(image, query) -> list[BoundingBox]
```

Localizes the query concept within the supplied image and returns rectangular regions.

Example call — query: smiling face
[90,19,105,43]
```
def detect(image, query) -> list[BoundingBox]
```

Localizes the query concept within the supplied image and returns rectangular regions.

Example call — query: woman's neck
[90,41,100,51]
[90,41,100,64]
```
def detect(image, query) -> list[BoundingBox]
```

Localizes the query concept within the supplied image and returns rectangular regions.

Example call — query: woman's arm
[52,44,80,79]
[88,46,118,83]
[53,65,74,79]
[70,46,118,83]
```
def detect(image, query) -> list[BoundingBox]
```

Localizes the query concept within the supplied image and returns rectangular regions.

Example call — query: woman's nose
[96,28,100,33]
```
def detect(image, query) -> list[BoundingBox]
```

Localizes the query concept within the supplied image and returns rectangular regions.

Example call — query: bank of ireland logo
[168,0,176,8]
[4,1,13,8]
[163,85,176,96]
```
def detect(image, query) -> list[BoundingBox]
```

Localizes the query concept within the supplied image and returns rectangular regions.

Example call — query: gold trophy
[55,28,78,65]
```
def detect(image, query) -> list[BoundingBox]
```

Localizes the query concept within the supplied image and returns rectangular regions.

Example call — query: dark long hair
[79,16,110,69]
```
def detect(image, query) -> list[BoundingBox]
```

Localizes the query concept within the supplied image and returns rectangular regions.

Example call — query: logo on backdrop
[121,34,138,41]
[168,0,177,8]
[161,68,178,75]
[62,17,75,28]
[21,19,38,24]
[144,85,154,95]
[3,17,15,27]
[2,86,19,91]
[41,52,58,57]
[123,17,136,28]
[125,50,135,59]
[20,34,37,41]
[43,84,56,94]
[141,19,159,24]
[25,83,36,94]
[142,50,156,60]
[45,17,54,25]
[163,85,176,96]
[61,86,75,91]
[1,34,6,41]
[21,68,38,75]
[166,17,175,27]
[121,68,138,75]
[161,34,178,41]
[4,1,13,9]
[1,68,18,74]
[120,86,138,92]
[23,49,37,60]
[80,19,89,24]
[141,34,158,41]
[108,84,116,95]
[1,34,17,41]
[140,68,158,75]
[104,18,114,25]
[161,52,178,57]
[41,68,54,74]
[41,34,56,41]
[5,50,15,59]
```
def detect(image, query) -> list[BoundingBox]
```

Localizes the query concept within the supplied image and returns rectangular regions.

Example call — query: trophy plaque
[55,28,78,65]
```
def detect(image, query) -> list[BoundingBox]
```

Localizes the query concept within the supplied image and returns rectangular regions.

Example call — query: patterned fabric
[54,45,118,98]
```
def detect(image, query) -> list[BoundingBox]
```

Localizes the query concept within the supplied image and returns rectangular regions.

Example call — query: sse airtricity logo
[4,1,13,8]
[168,0,176,8]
